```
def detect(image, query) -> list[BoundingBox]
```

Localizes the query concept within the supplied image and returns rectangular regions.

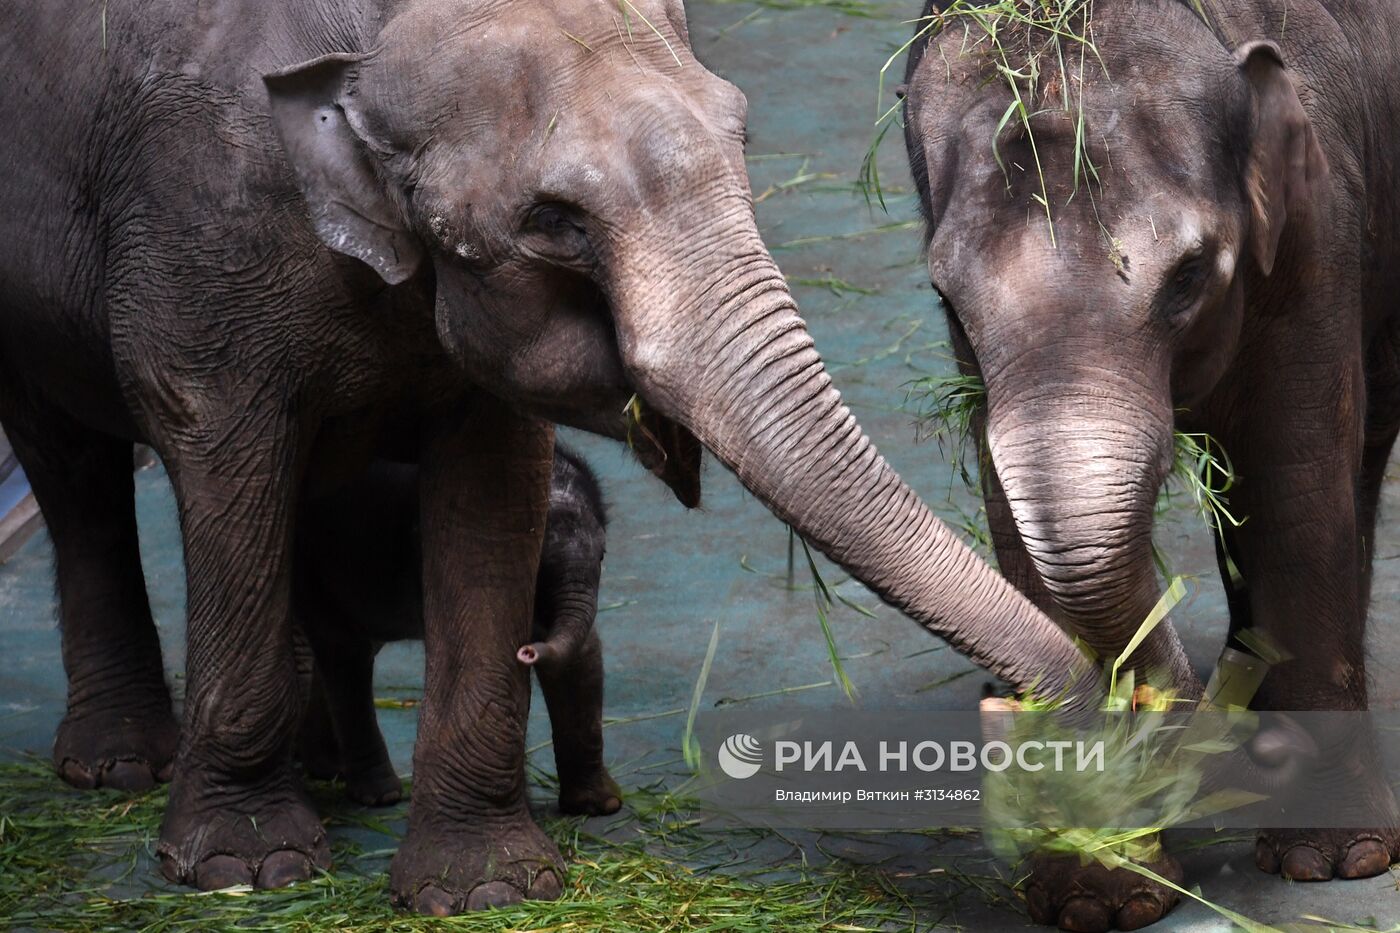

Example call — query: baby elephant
[294,446,622,817]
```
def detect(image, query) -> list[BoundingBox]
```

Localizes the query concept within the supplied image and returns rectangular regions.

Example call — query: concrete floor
[3,1,1400,929]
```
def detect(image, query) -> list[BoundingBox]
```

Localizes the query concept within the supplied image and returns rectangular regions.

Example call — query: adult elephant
[0,0,1098,915]
[903,0,1400,928]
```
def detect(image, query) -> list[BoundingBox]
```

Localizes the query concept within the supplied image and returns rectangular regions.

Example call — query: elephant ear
[264,53,424,285]
[1236,40,1328,277]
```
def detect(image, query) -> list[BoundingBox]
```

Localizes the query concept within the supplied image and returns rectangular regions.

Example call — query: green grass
[710,0,889,18]
[903,367,1245,547]
[861,0,1107,239]
[0,758,959,932]
[983,581,1283,933]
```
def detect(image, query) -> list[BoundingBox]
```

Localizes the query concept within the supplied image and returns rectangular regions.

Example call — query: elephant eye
[528,203,584,238]
[1157,254,1211,323]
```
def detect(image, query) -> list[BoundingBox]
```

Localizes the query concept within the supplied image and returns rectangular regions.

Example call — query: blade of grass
[1106,575,1188,702]
[682,620,721,771]
[798,536,857,700]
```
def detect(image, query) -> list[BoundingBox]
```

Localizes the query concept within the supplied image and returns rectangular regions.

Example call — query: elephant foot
[389,812,564,915]
[53,699,179,792]
[344,758,404,807]
[1023,850,1182,932]
[558,766,623,816]
[1255,827,1400,881]
[156,767,330,890]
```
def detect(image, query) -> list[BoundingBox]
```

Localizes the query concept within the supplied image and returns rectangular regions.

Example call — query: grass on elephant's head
[859,0,1210,250]
[0,757,950,932]
[860,0,1105,232]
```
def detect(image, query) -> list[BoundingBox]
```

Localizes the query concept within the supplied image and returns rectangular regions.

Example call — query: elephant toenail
[1024,884,1056,924]
[102,760,156,792]
[1117,895,1164,931]
[466,880,522,911]
[158,855,183,884]
[1280,845,1332,881]
[600,795,622,815]
[195,854,254,890]
[1058,895,1112,933]
[154,760,175,783]
[257,850,312,889]
[58,758,97,789]
[1339,839,1391,879]
[1255,838,1280,874]
[528,869,562,900]
[414,883,456,916]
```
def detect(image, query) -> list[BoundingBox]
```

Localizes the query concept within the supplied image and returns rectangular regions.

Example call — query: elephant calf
[295,446,622,817]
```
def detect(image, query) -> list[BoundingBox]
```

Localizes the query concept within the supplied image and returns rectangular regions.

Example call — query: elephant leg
[154,412,329,891]
[299,616,402,807]
[1,407,178,792]
[537,628,621,817]
[295,663,345,781]
[1357,316,1400,602]
[389,399,564,916]
[1223,361,1400,883]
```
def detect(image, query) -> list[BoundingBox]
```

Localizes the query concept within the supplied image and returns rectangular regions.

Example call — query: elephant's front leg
[389,400,563,916]
[1223,370,1400,883]
[156,414,329,890]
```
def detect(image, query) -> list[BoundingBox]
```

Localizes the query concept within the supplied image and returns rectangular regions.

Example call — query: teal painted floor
[3,1,1399,929]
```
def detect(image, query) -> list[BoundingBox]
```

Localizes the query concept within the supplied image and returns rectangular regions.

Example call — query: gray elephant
[903,0,1400,928]
[0,0,1099,915]
[295,445,621,817]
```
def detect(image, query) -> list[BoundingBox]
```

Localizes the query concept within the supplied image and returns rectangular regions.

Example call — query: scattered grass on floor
[773,220,921,251]
[789,274,881,298]
[0,757,985,932]
[709,0,890,19]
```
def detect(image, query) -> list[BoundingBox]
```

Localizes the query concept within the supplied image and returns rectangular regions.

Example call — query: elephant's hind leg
[1,406,178,792]
[538,629,622,817]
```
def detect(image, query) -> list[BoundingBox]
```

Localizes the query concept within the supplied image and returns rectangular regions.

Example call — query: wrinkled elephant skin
[904,0,1400,928]
[1,0,1097,915]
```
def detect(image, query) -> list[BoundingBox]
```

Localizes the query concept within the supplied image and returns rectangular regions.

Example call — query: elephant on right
[903,0,1400,929]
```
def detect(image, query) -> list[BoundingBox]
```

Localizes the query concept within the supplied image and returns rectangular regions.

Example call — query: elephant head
[264,0,1099,703]
[903,0,1327,685]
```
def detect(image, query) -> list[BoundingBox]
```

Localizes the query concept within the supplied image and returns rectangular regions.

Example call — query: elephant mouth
[528,392,703,509]
[625,403,703,509]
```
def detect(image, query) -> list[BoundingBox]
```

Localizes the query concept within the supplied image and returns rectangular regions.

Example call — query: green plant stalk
[862,0,1109,251]
[682,620,721,772]
[799,536,858,700]
[905,370,1245,542]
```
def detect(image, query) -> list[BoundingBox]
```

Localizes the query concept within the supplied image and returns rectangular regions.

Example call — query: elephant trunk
[984,377,1200,693]
[614,236,1102,706]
